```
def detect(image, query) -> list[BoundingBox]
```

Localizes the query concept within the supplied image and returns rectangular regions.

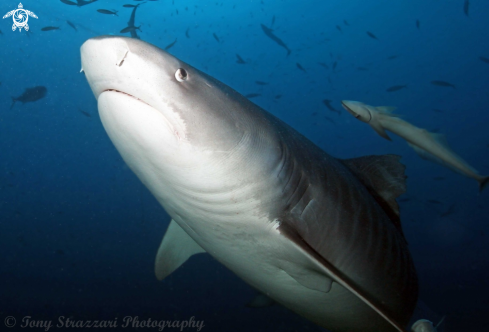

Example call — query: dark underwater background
[1,0,488,331]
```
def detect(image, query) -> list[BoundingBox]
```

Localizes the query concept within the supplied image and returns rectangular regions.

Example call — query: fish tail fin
[287,49,291,57]
[479,176,489,193]
[10,97,16,109]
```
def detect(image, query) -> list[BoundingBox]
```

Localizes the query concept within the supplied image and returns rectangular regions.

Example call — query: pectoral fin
[283,263,334,293]
[278,223,407,332]
[369,119,392,141]
[155,219,206,281]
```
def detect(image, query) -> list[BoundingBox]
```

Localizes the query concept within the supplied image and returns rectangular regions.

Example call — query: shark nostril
[117,50,129,67]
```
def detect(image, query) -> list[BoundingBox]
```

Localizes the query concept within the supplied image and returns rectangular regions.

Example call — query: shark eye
[175,68,188,82]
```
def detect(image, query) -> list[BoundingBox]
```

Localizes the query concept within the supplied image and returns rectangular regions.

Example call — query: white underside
[97,92,393,332]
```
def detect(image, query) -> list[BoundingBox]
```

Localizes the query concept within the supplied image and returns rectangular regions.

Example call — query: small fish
[123,4,137,8]
[255,81,268,85]
[366,31,378,40]
[427,199,442,205]
[356,67,368,71]
[324,117,336,125]
[0,29,3,35]
[416,20,420,29]
[41,26,60,31]
[165,38,177,50]
[271,15,275,27]
[343,20,349,26]
[440,203,456,217]
[261,24,291,56]
[76,0,98,6]
[11,86,47,109]
[296,63,306,72]
[213,33,220,43]
[479,56,489,64]
[336,25,342,33]
[323,99,340,115]
[433,176,445,180]
[60,0,77,5]
[97,9,118,16]
[126,3,141,39]
[318,62,328,69]
[432,109,444,113]
[185,27,190,38]
[464,0,469,16]
[66,21,77,31]
[79,109,91,117]
[386,85,407,92]
[55,249,65,255]
[431,80,456,89]
[387,55,398,60]
[120,25,141,33]
[332,61,337,70]
[274,94,282,99]
[245,93,261,98]
[236,54,246,64]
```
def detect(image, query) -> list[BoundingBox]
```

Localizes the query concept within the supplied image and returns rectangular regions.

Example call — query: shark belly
[168,203,392,332]
[97,91,408,332]
[83,37,418,332]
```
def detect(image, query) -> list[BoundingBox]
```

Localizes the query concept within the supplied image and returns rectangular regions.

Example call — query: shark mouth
[341,102,360,118]
[101,88,180,140]
[102,89,150,106]
[341,102,372,122]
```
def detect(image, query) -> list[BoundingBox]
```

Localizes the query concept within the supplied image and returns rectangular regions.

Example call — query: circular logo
[4,316,16,328]
[13,9,28,28]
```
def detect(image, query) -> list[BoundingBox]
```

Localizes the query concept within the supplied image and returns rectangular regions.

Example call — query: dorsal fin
[375,106,397,114]
[340,154,407,236]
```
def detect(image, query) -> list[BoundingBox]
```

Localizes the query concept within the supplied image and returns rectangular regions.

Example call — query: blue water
[1,0,488,331]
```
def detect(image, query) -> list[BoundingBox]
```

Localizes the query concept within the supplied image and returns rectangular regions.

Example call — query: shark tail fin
[10,97,16,109]
[479,176,489,193]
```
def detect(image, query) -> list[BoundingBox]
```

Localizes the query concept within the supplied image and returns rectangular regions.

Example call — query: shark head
[80,36,264,208]
[341,100,372,123]
[81,36,249,148]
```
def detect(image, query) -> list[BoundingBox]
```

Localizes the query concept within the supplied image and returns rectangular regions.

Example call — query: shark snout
[341,100,372,123]
[81,36,135,99]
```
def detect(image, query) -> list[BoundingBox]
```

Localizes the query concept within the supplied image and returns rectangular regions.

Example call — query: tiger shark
[80,36,423,332]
